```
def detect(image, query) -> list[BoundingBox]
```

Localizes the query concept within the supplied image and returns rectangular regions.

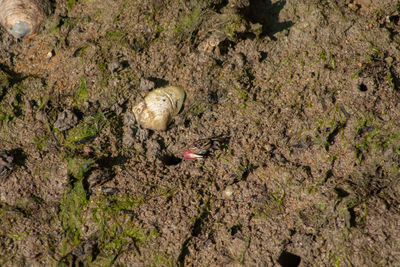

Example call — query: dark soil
[1,0,400,266]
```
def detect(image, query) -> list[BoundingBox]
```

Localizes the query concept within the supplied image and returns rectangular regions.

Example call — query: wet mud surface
[1,0,400,266]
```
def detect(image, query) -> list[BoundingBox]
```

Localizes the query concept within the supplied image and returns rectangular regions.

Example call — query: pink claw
[184,149,204,160]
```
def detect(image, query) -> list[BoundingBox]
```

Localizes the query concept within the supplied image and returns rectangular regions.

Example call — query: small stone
[264,144,274,152]
[385,57,394,65]
[46,50,54,59]
[146,139,161,161]
[223,185,234,197]
[102,187,119,196]
[234,52,246,68]
[123,111,136,127]
[136,127,150,142]
[54,110,78,131]
[122,111,136,147]
[140,78,155,91]
[122,127,135,147]
[348,3,358,11]
[83,145,93,155]
[87,169,112,189]
[108,61,121,73]
[35,110,47,122]
[111,103,123,116]
[0,150,13,179]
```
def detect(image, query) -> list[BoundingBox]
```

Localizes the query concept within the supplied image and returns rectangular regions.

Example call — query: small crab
[184,135,229,160]
[197,31,228,54]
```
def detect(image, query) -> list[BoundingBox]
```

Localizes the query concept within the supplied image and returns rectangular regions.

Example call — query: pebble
[46,50,54,59]
[102,187,119,196]
[122,111,136,147]
[34,110,47,122]
[0,150,13,179]
[108,61,122,73]
[223,185,234,197]
[111,103,123,116]
[234,52,246,68]
[385,57,394,65]
[139,78,155,91]
[54,110,78,131]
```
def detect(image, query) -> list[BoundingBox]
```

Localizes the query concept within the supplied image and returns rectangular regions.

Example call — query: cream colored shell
[0,0,50,38]
[132,86,185,131]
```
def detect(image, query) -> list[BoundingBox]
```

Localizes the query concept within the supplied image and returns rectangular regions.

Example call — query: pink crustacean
[184,136,229,160]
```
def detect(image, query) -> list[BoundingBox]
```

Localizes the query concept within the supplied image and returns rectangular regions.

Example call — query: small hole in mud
[390,15,399,25]
[120,60,130,68]
[334,187,349,198]
[97,156,128,168]
[218,39,234,55]
[9,148,26,167]
[239,0,294,39]
[184,119,191,127]
[211,0,228,12]
[278,251,301,267]
[348,207,357,227]
[228,223,242,236]
[359,83,368,92]
[259,51,268,62]
[160,154,182,166]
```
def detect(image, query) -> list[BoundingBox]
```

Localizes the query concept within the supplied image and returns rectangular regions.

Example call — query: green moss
[36,95,49,111]
[67,157,95,179]
[317,203,327,211]
[97,61,107,74]
[281,57,291,65]
[0,82,25,125]
[65,112,106,149]
[74,77,90,105]
[222,13,247,38]
[58,158,93,255]
[174,5,203,37]
[31,134,51,151]
[320,49,327,61]
[56,155,157,265]
[105,30,124,42]
[67,0,76,12]
[189,102,209,117]
[0,113,12,125]
[74,46,89,58]
[150,252,176,267]
[313,105,347,150]
[90,194,156,265]
[330,55,336,70]
[234,88,248,101]
[387,70,396,91]
[66,0,78,12]
[103,29,130,50]
[352,113,400,163]
[0,70,10,88]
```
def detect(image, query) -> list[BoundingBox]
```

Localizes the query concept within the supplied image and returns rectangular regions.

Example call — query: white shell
[132,86,185,131]
[0,0,50,38]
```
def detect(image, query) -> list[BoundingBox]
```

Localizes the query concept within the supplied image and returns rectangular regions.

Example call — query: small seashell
[223,185,234,197]
[0,0,50,38]
[132,86,185,131]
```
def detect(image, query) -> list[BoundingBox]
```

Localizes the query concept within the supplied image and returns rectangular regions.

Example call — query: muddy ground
[1,0,400,266]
